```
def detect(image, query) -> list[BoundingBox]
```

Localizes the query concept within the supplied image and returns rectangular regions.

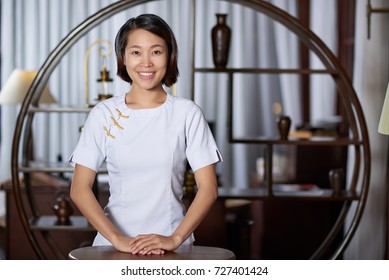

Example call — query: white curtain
[0,0,300,204]
[308,0,388,259]
[4,0,383,260]
[309,0,338,121]
[344,0,389,259]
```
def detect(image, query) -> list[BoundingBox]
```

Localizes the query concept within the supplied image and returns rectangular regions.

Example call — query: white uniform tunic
[69,93,222,246]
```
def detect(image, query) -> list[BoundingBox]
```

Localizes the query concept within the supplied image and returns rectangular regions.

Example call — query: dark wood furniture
[10,0,370,260]
[0,175,99,259]
[1,176,231,259]
[68,245,235,260]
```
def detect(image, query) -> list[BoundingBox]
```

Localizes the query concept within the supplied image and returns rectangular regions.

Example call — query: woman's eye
[153,50,162,55]
[131,51,140,55]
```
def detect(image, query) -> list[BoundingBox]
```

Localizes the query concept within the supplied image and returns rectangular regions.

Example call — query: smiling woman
[2,0,384,261]
[69,13,222,256]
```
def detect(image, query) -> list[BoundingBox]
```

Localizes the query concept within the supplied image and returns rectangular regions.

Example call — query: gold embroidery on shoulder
[103,125,116,139]
[103,108,129,139]
[111,116,124,130]
[116,108,129,119]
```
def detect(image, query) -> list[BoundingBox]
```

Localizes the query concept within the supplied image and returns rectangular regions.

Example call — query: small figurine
[53,192,73,225]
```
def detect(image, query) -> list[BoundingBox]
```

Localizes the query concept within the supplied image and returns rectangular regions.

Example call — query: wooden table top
[68,245,236,260]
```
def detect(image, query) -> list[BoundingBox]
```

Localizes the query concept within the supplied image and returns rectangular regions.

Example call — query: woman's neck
[125,88,167,109]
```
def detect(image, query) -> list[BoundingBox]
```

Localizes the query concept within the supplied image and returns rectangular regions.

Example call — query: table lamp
[0,69,56,163]
[378,82,389,134]
[0,69,55,105]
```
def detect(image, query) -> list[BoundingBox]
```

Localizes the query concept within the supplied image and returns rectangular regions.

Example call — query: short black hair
[114,14,179,87]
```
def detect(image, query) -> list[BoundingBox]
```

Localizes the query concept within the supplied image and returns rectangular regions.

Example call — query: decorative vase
[53,193,73,225]
[277,115,291,140]
[329,168,344,196]
[211,14,231,69]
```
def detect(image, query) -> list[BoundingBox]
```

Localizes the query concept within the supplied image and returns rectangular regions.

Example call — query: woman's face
[124,28,168,92]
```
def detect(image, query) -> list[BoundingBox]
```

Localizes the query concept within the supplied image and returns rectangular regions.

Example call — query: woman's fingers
[129,234,164,254]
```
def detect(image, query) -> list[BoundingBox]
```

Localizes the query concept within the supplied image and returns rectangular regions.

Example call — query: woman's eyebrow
[127,44,164,49]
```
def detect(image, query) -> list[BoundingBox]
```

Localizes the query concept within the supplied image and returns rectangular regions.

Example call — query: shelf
[218,185,360,201]
[28,105,92,113]
[228,136,363,146]
[29,215,95,231]
[19,161,107,173]
[20,166,74,173]
[194,67,339,75]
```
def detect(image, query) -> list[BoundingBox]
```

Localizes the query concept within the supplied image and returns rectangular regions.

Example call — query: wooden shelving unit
[10,0,370,260]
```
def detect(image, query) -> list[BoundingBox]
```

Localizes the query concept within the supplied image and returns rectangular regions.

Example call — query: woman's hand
[110,235,164,255]
[128,234,181,255]
[111,235,135,253]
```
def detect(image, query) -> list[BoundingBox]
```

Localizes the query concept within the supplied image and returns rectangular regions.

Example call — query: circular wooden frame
[11,0,370,259]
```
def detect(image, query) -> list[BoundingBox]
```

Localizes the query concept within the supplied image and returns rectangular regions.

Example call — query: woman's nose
[141,55,153,67]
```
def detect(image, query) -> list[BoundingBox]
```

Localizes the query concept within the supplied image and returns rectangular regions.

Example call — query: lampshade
[0,69,56,104]
[378,82,389,134]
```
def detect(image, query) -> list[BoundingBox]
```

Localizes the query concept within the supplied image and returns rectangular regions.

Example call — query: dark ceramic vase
[329,168,344,196]
[53,194,73,225]
[211,14,231,69]
[277,115,291,140]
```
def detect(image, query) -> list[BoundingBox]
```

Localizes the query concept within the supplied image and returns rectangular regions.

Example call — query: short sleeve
[185,104,222,172]
[69,106,107,172]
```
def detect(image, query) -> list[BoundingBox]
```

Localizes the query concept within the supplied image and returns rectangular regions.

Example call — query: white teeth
[139,72,153,76]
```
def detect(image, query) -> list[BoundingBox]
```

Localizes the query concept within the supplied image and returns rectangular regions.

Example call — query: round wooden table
[68,245,235,260]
